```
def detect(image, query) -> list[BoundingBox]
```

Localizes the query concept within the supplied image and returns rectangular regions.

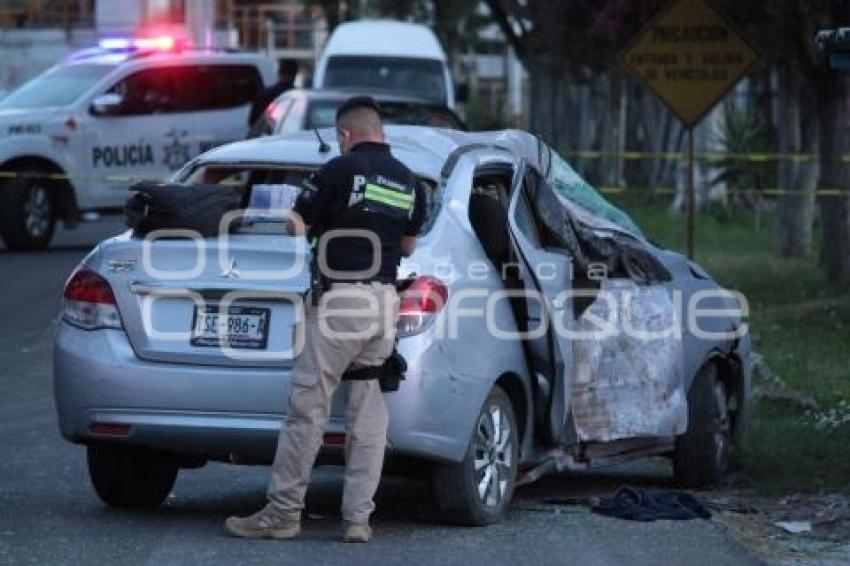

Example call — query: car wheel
[0,176,57,251]
[87,445,179,509]
[432,385,519,526]
[674,363,733,487]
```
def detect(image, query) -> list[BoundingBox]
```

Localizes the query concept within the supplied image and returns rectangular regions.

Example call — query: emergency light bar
[98,36,178,51]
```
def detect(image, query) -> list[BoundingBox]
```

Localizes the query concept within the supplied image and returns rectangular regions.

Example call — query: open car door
[506,162,575,446]
[506,161,688,448]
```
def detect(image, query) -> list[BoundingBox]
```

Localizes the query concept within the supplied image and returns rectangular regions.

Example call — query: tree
[483,1,662,151]
[720,0,850,279]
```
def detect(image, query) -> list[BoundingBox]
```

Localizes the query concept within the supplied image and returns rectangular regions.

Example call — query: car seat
[469,192,510,270]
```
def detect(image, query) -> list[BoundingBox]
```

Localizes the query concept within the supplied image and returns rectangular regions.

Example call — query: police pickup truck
[0,38,274,250]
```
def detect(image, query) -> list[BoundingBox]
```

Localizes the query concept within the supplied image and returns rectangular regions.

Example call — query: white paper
[245,184,301,220]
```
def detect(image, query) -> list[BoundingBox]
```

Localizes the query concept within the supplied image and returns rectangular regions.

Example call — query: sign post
[620,0,761,258]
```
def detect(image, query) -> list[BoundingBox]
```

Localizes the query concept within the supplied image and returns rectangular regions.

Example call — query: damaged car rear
[53,127,751,525]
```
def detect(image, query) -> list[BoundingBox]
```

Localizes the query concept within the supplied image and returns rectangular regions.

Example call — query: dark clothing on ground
[294,141,427,283]
[591,486,711,522]
[249,80,294,126]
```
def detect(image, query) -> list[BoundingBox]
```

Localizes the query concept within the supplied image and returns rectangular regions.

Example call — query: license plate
[190,305,270,349]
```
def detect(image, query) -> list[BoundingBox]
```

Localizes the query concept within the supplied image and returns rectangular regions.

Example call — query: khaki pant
[267,282,399,524]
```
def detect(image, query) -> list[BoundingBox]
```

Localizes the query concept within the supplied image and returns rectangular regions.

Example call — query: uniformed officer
[248,59,298,127]
[225,96,427,543]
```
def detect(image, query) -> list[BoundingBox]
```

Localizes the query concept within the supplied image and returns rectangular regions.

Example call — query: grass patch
[738,417,850,494]
[615,198,850,492]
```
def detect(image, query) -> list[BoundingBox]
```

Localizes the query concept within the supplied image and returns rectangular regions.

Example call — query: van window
[106,68,179,115]
[324,56,446,103]
[186,65,263,110]
[106,65,262,116]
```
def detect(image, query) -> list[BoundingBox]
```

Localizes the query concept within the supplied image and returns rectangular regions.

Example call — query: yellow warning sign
[620,0,761,127]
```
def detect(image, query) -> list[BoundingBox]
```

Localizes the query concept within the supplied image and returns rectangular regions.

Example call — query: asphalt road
[0,221,762,566]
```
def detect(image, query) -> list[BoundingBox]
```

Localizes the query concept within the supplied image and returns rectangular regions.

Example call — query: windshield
[546,149,644,237]
[304,100,463,130]
[0,64,113,110]
[324,56,447,103]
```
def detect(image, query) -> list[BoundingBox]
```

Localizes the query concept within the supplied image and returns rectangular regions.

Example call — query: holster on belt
[342,348,407,392]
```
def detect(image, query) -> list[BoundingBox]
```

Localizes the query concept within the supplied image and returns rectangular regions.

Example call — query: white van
[313,20,456,108]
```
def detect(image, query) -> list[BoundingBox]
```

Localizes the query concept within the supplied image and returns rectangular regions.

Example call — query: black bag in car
[125,182,242,237]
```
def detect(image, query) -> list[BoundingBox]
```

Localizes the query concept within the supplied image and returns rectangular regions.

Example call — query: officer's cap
[335,96,382,123]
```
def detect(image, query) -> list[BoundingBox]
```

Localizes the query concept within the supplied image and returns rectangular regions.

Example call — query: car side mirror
[91,93,123,115]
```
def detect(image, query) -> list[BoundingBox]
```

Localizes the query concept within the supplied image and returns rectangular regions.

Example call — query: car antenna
[314,128,330,153]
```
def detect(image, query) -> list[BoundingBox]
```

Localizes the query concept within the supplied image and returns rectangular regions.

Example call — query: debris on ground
[775,521,812,534]
[590,486,710,522]
[708,490,850,565]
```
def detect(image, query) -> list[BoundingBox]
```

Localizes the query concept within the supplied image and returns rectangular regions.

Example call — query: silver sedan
[53,127,751,525]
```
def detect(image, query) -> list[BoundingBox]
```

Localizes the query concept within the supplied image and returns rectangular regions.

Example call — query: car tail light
[396,276,448,338]
[90,423,131,437]
[62,266,123,330]
[323,432,346,446]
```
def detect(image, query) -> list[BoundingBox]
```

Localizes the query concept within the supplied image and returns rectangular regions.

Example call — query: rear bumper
[53,323,490,464]
[53,324,336,460]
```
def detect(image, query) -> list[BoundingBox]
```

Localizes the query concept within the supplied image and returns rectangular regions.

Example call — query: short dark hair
[335,95,382,123]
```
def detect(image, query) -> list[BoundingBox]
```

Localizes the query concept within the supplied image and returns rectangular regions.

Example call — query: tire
[432,385,519,526]
[674,363,733,487]
[87,445,179,509]
[0,174,57,251]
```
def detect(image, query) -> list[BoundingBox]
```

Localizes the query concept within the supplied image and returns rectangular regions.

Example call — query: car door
[83,65,194,206]
[508,160,688,446]
[506,161,576,446]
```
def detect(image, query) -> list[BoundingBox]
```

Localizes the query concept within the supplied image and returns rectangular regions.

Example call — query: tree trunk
[593,72,627,188]
[528,63,567,151]
[777,66,817,257]
[818,74,850,284]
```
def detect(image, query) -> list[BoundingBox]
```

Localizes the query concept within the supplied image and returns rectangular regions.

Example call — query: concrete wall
[96,0,145,38]
[0,29,95,95]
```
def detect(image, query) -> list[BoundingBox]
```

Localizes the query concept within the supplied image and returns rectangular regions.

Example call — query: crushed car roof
[197,126,642,236]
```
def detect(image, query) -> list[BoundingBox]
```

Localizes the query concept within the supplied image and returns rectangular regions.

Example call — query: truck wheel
[87,445,179,509]
[0,175,57,250]
[674,363,732,487]
[432,385,518,526]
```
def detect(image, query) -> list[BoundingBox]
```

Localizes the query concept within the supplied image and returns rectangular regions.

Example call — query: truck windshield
[324,56,447,103]
[0,64,113,110]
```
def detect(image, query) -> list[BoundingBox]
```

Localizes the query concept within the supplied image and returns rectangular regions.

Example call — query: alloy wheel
[713,380,732,472]
[473,404,513,508]
[23,185,51,237]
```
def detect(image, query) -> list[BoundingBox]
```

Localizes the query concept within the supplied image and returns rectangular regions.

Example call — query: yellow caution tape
[563,150,822,163]
[597,186,849,196]
[0,166,848,197]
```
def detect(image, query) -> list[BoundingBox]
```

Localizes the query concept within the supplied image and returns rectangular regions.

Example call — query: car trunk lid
[100,233,310,368]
